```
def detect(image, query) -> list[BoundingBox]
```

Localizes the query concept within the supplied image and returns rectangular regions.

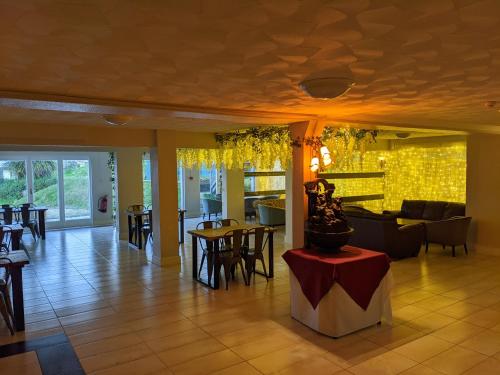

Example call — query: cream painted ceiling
[1,0,500,132]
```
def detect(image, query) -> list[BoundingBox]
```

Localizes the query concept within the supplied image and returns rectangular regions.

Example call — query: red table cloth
[282,246,390,310]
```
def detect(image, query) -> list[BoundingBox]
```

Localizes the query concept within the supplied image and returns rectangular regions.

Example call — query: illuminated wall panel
[324,140,466,212]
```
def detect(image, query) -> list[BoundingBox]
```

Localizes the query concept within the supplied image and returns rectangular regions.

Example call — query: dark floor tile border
[0,333,85,374]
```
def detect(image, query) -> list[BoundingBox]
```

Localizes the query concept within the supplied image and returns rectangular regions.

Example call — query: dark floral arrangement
[305,179,350,233]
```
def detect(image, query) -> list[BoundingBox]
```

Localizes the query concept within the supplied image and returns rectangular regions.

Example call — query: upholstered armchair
[255,199,285,226]
[425,216,472,257]
[201,198,222,220]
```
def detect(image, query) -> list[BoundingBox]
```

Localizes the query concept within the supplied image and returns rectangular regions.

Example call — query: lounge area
[2,1,500,374]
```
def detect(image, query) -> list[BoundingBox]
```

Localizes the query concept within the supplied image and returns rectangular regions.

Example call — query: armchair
[425,216,471,257]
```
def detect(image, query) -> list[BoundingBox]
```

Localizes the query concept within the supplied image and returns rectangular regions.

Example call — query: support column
[222,167,245,223]
[115,148,144,240]
[285,120,323,248]
[151,131,180,266]
[183,167,201,218]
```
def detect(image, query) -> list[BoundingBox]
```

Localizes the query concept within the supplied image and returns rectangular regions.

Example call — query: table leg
[11,231,21,250]
[38,210,46,240]
[213,240,220,290]
[192,235,198,281]
[136,215,143,249]
[268,231,274,278]
[128,215,133,245]
[179,211,185,244]
[10,266,25,331]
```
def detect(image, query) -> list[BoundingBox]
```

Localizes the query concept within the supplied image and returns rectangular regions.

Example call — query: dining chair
[197,220,220,285]
[142,209,153,245]
[1,207,14,225]
[127,205,145,243]
[0,257,15,335]
[217,229,248,290]
[243,226,268,284]
[20,205,40,240]
[218,219,240,251]
[0,226,10,253]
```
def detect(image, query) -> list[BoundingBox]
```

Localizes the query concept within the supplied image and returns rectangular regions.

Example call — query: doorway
[0,153,93,228]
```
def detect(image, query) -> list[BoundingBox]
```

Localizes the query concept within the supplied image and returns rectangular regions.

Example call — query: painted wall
[89,152,114,226]
[467,133,500,254]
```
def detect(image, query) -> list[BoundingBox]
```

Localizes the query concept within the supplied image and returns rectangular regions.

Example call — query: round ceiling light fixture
[299,77,355,99]
[102,114,133,126]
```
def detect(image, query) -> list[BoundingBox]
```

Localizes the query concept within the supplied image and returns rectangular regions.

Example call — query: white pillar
[222,167,245,222]
[151,131,180,266]
[183,167,201,218]
[115,148,144,240]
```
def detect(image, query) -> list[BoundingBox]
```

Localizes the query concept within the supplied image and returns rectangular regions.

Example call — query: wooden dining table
[0,206,48,240]
[0,251,30,331]
[188,223,275,289]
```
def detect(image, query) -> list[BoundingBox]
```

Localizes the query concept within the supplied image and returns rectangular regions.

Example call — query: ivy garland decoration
[177,126,293,170]
[320,127,379,168]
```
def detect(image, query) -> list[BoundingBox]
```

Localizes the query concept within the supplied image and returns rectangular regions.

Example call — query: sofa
[384,200,465,222]
[384,200,470,256]
[255,199,285,226]
[244,195,279,219]
[201,198,222,219]
[344,206,425,259]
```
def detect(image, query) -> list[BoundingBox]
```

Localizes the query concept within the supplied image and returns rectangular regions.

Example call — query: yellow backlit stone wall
[326,139,467,212]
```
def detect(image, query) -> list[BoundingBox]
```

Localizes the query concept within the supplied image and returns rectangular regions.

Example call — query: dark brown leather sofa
[343,206,425,259]
[384,200,465,222]
[384,200,470,257]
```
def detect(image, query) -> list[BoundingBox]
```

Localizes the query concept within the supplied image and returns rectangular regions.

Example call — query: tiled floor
[1,226,500,374]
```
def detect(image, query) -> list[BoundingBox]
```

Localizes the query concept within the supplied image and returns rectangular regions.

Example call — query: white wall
[89,152,114,226]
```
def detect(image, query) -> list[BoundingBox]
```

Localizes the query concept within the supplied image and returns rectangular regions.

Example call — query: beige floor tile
[392,334,454,362]
[349,351,418,375]
[146,328,210,353]
[462,357,500,375]
[423,346,487,375]
[277,356,344,375]
[399,364,443,374]
[75,333,143,358]
[438,302,484,319]
[0,351,42,375]
[460,330,500,356]
[89,355,168,375]
[405,312,457,332]
[462,308,500,328]
[209,362,262,375]
[81,343,153,373]
[249,344,322,374]
[392,305,431,323]
[169,349,242,375]
[366,324,424,349]
[431,321,485,344]
[230,333,299,360]
[157,337,226,367]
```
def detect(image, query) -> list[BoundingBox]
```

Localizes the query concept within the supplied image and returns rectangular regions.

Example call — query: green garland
[321,127,378,143]
[215,127,291,153]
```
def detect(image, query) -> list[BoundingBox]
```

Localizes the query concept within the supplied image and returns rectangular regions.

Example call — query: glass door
[0,160,28,205]
[31,160,60,222]
[63,160,91,221]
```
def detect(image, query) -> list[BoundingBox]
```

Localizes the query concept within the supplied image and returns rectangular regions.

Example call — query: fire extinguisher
[97,195,108,213]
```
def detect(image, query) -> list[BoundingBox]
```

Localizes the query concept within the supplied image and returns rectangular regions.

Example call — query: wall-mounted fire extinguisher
[97,195,108,213]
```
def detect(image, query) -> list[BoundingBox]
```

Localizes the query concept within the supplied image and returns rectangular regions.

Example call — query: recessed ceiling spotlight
[299,77,355,99]
[102,114,133,126]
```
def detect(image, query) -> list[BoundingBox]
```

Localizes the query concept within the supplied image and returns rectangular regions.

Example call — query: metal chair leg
[464,243,468,255]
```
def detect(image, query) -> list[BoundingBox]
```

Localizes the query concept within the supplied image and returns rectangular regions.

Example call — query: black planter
[305,227,354,253]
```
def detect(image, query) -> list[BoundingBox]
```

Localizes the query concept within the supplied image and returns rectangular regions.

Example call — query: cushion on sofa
[401,200,426,219]
[442,202,466,219]
[422,201,447,220]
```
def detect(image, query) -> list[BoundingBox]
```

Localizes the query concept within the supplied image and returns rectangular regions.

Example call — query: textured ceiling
[1,0,500,132]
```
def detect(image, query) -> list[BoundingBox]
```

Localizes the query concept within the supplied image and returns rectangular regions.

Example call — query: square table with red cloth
[283,246,393,337]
